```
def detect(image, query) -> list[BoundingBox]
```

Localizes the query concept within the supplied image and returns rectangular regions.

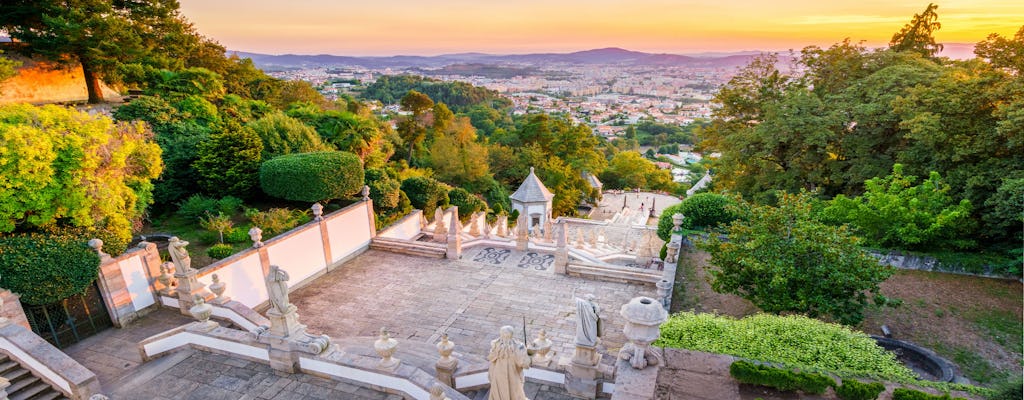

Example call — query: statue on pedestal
[574,294,601,347]
[168,237,192,274]
[487,326,530,400]
[267,265,292,314]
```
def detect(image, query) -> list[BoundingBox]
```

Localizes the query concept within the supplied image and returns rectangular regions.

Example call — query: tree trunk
[82,62,104,104]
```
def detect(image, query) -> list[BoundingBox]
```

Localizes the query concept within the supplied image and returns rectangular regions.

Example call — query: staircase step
[9,381,50,400]
[28,392,63,400]
[0,360,19,375]
[2,366,29,382]
[6,375,40,394]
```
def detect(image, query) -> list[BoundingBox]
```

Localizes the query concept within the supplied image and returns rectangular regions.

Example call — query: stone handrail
[0,321,100,399]
[159,296,268,333]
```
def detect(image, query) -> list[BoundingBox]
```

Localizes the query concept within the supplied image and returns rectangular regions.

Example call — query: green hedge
[836,379,886,400]
[206,243,234,259]
[0,233,100,305]
[729,360,833,394]
[448,187,486,219]
[891,388,966,400]
[656,312,916,381]
[260,151,364,203]
[400,177,449,216]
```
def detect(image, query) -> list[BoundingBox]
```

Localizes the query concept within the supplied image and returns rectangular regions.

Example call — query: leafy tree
[600,151,673,191]
[194,122,263,198]
[820,165,974,251]
[286,103,392,168]
[199,212,233,244]
[448,187,487,219]
[144,67,226,100]
[397,90,434,164]
[259,152,364,203]
[889,3,943,58]
[429,117,490,188]
[364,168,402,210]
[699,192,894,325]
[974,26,1024,74]
[247,111,332,159]
[0,104,163,243]
[0,51,21,88]
[984,178,1024,243]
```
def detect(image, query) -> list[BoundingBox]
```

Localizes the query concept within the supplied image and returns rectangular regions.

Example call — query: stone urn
[618,296,668,369]
[209,274,227,302]
[156,262,175,293]
[374,328,400,370]
[436,334,456,368]
[249,226,264,248]
[528,329,555,366]
[655,279,672,309]
[311,203,324,221]
[188,295,218,331]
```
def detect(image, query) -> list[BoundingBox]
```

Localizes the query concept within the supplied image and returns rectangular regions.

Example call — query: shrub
[448,187,487,219]
[217,196,244,216]
[247,111,332,159]
[248,208,308,236]
[177,194,219,221]
[836,379,886,400]
[656,312,916,381]
[729,361,833,394]
[260,151,364,203]
[224,227,250,244]
[206,243,234,259]
[365,168,401,210]
[988,377,1023,400]
[199,212,233,244]
[400,177,450,216]
[679,193,736,229]
[0,233,100,305]
[891,388,966,400]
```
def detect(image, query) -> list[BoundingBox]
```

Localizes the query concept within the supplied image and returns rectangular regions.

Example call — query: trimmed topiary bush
[400,177,450,216]
[729,360,833,394]
[0,233,100,305]
[206,243,234,259]
[260,151,364,203]
[448,187,487,219]
[836,379,886,400]
[891,388,966,400]
[656,203,685,241]
[656,312,917,381]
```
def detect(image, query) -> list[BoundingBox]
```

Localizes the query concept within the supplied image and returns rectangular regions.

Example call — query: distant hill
[230,47,761,70]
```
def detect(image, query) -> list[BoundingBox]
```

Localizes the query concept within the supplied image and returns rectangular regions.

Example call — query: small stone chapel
[509,167,554,232]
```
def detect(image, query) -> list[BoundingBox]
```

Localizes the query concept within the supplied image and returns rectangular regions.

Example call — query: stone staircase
[370,237,447,258]
[0,353,68,400]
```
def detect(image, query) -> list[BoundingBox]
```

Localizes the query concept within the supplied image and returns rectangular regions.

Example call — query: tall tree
[397,90,434,164]
[889,3,943,58]
[974,26,1024,75]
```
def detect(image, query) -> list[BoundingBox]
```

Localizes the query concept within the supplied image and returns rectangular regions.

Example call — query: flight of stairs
[369,237,448,258]
[0,353,68,400]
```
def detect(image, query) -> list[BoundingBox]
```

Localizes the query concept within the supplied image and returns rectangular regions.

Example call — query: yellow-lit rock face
[0,59,119,104]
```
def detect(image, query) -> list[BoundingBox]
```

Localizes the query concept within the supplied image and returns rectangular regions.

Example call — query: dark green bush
[177,194,219,221]
[365,168,401,210]
[448,187,487,219]
[206,243,234,259]
[248,208,309,236]
[217,196,244,216]
[891,388,966,400]
[836,379,886,400]
[680,193,736,228]
[729,360,833,394]
[260,151,364,203]
[400,177,450,216]
[0,233,100,305]
[657,203,685,241]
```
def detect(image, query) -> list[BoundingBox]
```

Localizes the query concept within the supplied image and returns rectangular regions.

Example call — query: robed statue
[574,294,601,347]
[266,265,292,314]
[168,237,192,274]
[487,326,531,400]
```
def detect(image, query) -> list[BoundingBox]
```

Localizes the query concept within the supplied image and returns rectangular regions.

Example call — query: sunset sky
[178,0,1023,56]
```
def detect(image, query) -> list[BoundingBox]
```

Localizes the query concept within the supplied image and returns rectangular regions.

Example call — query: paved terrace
[290,247,657,365]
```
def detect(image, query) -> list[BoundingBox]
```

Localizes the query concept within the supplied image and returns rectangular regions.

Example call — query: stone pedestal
[446,210,462,260]
[266,305,304,337]
[562,345,602,399]
[553,221,569,274]
[435,335,458,387]
[174,270,212,316]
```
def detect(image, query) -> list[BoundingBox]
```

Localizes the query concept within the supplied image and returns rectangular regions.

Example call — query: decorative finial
[311,203,324,221]
[529,166,535,174]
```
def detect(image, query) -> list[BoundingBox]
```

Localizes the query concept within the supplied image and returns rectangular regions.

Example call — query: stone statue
[574,294,601,347]
[249,226,264,248]
[266,265,292,314]
[487,326,530,400]
[168,237,191,274]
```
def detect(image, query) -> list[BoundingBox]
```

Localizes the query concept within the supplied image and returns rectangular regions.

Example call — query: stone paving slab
[290,248,657,367]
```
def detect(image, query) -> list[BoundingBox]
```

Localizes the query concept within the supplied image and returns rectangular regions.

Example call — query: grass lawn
[672,248,1023,389]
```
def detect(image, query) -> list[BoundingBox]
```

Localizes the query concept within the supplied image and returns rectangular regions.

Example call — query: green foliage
[820,165,973,250]
[286,103,393,168]
[217,196,244,216]
[599,151,674,191]
[400,177,450,217]
[657,312,916,381]
[205,243,234,259]
[194,123,263,198]
[656,203,685,241]
[728,361,833,394]
[199,212,233,244]
[987,377,1023,400]
[836,379,886,400]
[0,50,22,87]
[365,169,402,210]
[891,388,965,400]
[448,187,487,219]
[247,208,308,236]
[634,121,695,146]
[224,227,250,244]
[679,193,737,230]
[363,75,510,111]
[176,195,219,221]
[0,104,162,244]
[983,178,1024,243]
[259,152,364,203]
[699,192,894,325]
[0,232,100,305]
[247,111,333,159]
[889,3,943,58]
